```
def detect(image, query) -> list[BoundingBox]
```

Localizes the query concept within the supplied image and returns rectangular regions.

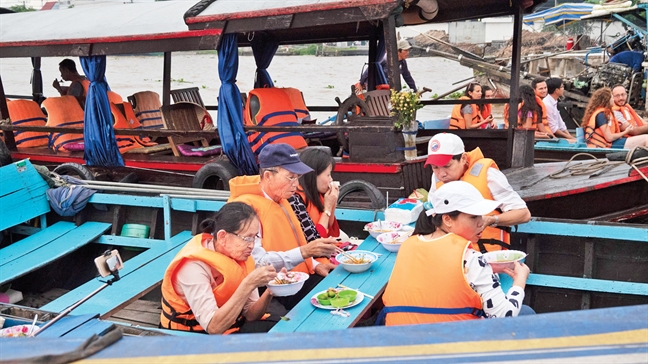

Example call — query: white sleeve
[613,110,629,125]
[174,261,219,329]
[464,249,525,318]
[486,168,527,212]
[251,244,305,272]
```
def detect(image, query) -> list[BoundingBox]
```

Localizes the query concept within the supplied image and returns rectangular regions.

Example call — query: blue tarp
[217,34,259,175]
[524,3,594,26]
[80,56,124,167]
[252,32,278,89]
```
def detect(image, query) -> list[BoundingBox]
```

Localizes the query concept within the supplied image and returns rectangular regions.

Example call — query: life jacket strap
[161,296,246,333]
[375,305,484,326]
[476,238,511,254]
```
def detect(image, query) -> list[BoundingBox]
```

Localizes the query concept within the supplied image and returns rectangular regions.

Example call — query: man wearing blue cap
[229,144,337,309]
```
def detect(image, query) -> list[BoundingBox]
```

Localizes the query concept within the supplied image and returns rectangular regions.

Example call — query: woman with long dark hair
[517,85,553,139]
[288,148,341,240]
[160,202,280,334]
[449,83,492,129]
[582,87,648,148]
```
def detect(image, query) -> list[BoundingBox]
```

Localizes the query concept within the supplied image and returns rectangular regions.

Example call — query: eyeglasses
[229,232,261,245]
[266,168,301,183]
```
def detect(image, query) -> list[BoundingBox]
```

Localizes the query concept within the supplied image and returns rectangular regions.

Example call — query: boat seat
[6,99,49,148]
[129,91,163,129]
[170,87,205,107]
[364,89,391,117]
[0,159,111,285]
[160,102,217,157]
[42,96,85,151]
[42,231,193,317]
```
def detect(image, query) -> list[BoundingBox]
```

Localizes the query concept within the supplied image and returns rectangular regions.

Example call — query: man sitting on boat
[611,84,648,136]
[160,202,280,334]
[228,144,338,310]
[424,133,531,253]
[380,181,532,326]
[543,78,575,140]
[531,78,555,138]
[357,39,417,91]
[582,88,648,149]
[51,59,89,104]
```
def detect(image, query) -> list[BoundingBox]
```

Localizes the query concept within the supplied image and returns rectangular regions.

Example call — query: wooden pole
[383,15,401,91]
[368,30,377,91]
[162,52,171,107]
[0,76,17,150]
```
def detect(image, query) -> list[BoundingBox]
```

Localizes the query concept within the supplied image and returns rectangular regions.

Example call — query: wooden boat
[1,157,647,361]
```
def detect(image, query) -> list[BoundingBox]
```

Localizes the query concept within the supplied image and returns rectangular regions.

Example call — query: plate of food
[310,288,364,310]
[363,220,402,238]
[482,250,527,274]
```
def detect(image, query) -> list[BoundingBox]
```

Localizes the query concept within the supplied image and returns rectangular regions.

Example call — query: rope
[626,146,648,183]
[522,153,623,190]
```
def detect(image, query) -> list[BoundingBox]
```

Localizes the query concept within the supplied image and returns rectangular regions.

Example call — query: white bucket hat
[427,181,501,216]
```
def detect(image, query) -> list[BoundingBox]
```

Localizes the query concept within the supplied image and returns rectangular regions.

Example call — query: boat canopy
[523,3,594,27]
[0,1,222,58]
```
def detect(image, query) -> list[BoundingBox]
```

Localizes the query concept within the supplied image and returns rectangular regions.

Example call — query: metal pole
[83,184,230,198]
[83,180,227,195]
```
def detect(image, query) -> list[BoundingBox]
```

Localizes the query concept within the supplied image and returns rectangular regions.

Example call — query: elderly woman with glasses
[229,144,338,310]
[160,202,280,334]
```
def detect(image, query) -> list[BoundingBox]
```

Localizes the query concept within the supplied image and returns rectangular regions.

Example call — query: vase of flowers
[390,89,423,160]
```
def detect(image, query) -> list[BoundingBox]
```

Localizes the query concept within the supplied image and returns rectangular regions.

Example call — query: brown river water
[1,53,473,121]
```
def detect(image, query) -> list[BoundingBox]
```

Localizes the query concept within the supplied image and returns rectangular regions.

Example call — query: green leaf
[280,316,291,321]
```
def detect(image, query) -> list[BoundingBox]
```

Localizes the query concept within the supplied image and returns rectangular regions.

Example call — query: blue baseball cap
[259,144,314,175]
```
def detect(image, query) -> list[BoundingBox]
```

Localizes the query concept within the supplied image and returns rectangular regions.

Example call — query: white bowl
[399,225,415,236]
[376,232,408,253]
[266,272,309,296]
[364,220,402,238]
[482,250,527,274]
[336,250,378,273]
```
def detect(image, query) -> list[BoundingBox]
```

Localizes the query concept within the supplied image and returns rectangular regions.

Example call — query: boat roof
[0,1,221,57]
[0,0,547,57]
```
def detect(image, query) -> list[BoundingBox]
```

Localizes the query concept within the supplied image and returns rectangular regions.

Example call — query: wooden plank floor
[108,300,161,328]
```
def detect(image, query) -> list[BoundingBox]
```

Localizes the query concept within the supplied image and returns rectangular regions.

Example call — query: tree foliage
[10,4,36,12]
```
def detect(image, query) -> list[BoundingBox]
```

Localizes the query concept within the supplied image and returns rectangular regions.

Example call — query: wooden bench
[0,160,111,285]
[364,89,391,117]
[160,103,212,157]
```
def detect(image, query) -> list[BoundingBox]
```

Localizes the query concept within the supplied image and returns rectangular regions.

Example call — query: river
[1,53,474,121]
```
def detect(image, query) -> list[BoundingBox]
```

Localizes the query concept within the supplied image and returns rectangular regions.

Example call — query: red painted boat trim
[333,163,401,174]
[186,0,393,24]
[12,152,85,165]
[0,29,222,48]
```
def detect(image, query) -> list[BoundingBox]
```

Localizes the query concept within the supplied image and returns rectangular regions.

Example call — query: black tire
[338,180,385,210]
[0,138,11,167]
[192,161,240,191]
[118,172,139,184]
[335,96,369,154]
[53,162,95,181]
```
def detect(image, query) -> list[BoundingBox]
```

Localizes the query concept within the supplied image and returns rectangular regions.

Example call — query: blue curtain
[80,56,124,167]
[251,33,278,88]
[217,34,259,175]
[375,33,388,85]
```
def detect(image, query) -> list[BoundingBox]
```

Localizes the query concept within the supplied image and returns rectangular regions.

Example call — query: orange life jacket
[535,96,549,126]
[108,91,156,151]
[160,233,256,333]
[42,96,84,151]
[613,104,645,128]
[381,233,483,326]
[229,175,314,274]
[515,102,538,129]
[479,104,492,129]
[131,91,163,129]
[243,88,308,155]
[80,79,90,96]
[450,96,479,129]
[584,108,617,148]
[435,148,509,252]
[281,87,311,122]
[6,99,49,147]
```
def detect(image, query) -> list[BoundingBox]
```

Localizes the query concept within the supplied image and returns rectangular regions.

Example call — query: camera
[94,250,123,278]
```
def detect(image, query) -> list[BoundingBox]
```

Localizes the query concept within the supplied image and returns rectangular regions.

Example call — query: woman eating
[288,148,341,240]
[381,181,532,326]
[160,202,279,334]
[582,87,648,149]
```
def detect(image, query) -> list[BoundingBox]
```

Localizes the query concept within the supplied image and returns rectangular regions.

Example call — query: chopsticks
[335,247,358,262]
[337,284,375,300]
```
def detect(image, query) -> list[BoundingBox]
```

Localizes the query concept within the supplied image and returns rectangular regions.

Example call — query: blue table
[270,236,396,333]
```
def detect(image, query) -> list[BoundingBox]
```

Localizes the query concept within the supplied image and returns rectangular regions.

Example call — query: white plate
[310,290,365,310]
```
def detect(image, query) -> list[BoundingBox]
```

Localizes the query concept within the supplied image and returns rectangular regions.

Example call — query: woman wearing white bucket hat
[380,181,532,326]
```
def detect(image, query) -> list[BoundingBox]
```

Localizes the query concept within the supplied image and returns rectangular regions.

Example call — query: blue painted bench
[0,160,111,285]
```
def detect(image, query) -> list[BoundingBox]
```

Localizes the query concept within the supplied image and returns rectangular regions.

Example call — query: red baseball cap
[424,133,465,167]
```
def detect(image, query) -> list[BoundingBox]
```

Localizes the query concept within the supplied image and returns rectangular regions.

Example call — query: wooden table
[270,236,396,333]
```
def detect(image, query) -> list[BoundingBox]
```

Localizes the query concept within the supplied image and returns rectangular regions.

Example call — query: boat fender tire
[335,96,370,154]
[118,172,139,184]
[0,139,11,167]
[338,180,385,210]
[53,163,95,181]
[192,161,240,191]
